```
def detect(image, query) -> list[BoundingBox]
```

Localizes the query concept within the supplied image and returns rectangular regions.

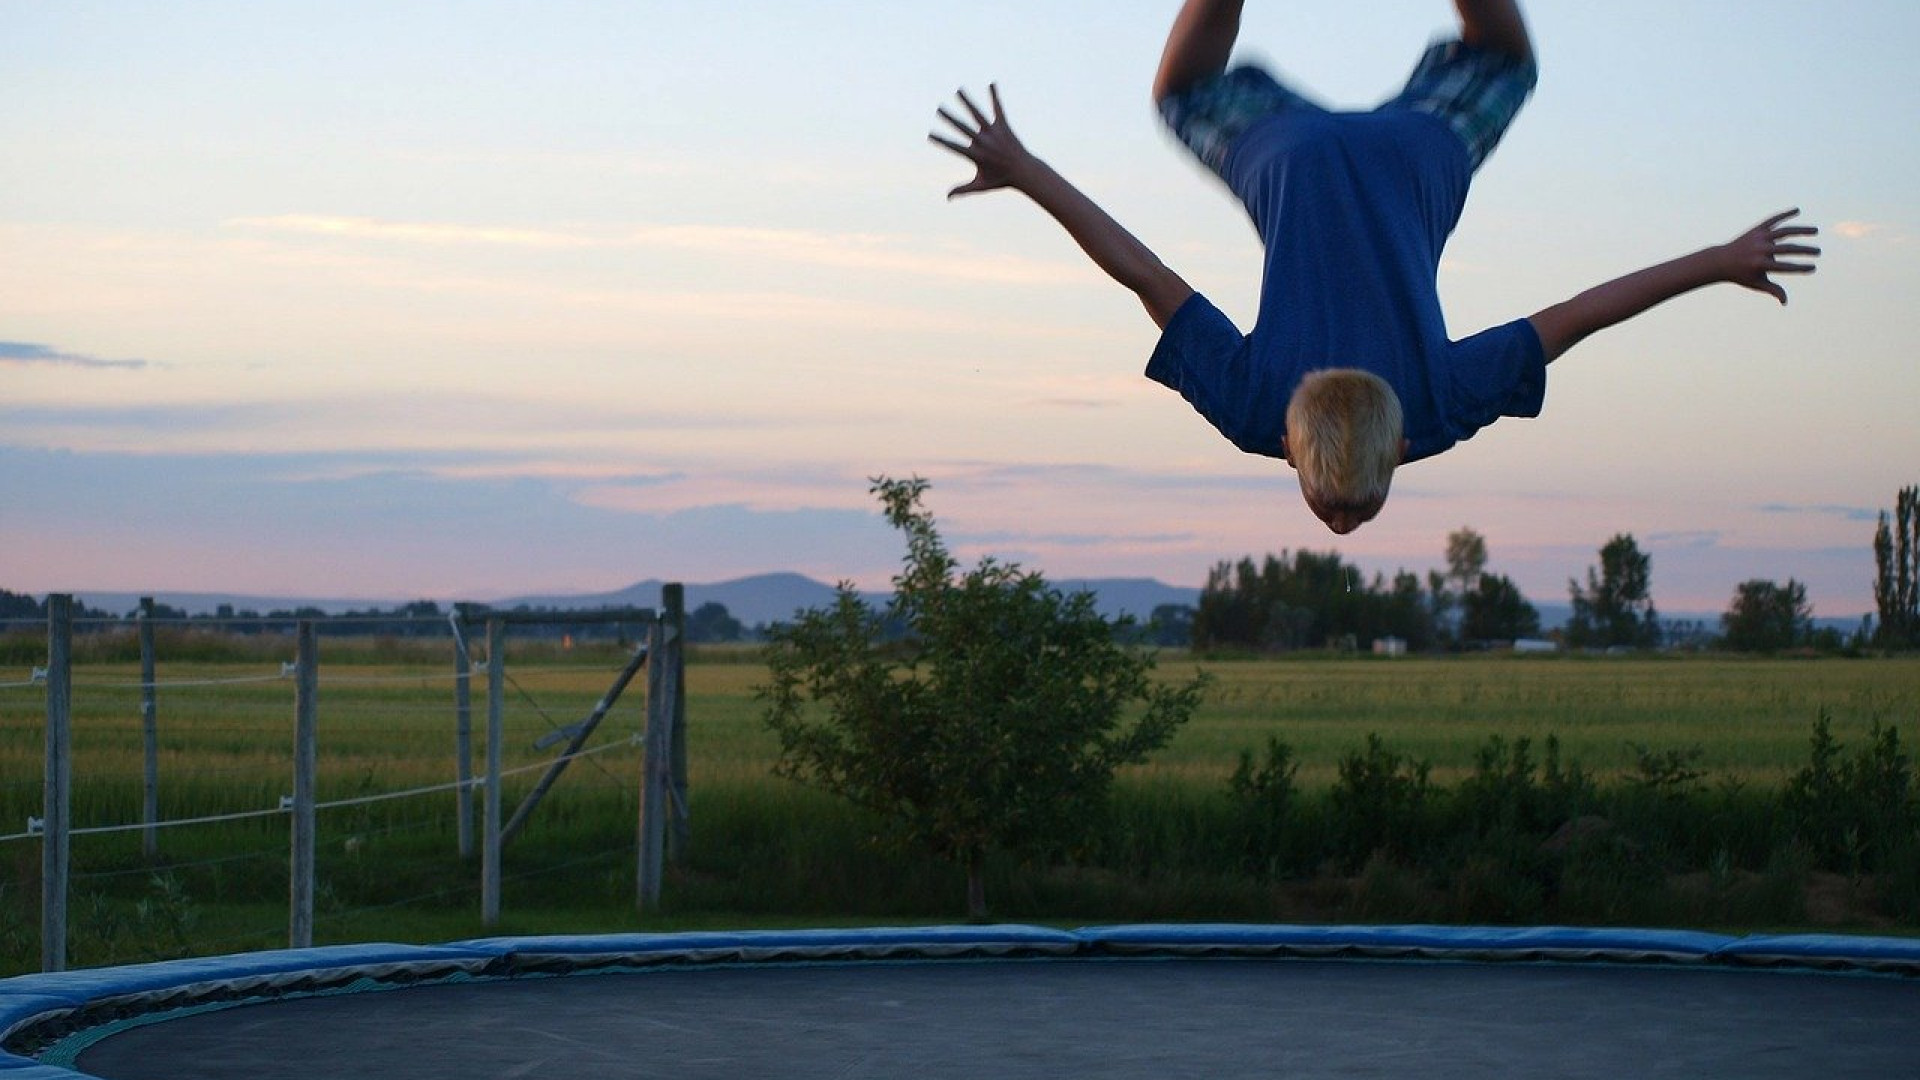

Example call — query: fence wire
[3,608,671,976]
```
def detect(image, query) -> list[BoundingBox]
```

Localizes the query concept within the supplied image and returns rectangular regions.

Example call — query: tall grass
[2,650,1916,976]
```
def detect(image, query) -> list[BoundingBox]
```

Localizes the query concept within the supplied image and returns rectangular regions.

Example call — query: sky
[4,0,1917,619]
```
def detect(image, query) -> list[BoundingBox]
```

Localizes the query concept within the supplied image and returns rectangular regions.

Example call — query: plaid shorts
[1158,39,1538,174]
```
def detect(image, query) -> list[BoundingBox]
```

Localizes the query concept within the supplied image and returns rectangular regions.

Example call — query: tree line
[0,592,750,645]
[1189,529,1543,653]
[5,484,1916,655]
[1192,482,1920,654]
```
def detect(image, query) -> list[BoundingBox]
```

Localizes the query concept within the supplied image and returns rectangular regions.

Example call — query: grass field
[2,646,1917,975]
[691,650,1920,787]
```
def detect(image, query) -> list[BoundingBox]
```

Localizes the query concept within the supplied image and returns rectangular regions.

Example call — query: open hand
[929,85,1034,199]
[1721,209,1820,304]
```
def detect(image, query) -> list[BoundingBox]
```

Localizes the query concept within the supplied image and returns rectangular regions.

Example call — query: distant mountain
[498,573,1203,628]
[498,573,846,629]
[1051,578,1204,623]
[52,574,1199,627]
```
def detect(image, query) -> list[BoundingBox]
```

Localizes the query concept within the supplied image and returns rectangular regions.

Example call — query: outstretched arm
[1529,210,1820,363]
[1454,0,1534,64]
[931,85,1195,329]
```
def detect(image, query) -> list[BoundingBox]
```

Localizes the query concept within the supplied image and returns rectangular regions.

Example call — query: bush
[1227,736,1299,877]
[1451,734,1592,840]
[760,478,1206,919]
[1328,734,1432,871]
[1785,714,1918,873]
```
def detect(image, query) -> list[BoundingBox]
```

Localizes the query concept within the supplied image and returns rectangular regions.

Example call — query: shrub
[1452,734,1591,840]
[1328,733,1431,871]
[1226,736,1299,877]
[760,478,1206,919]
[1785,714,1917,873]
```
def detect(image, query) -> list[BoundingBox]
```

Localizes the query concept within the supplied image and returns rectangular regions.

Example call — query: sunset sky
[5,0,1916,619]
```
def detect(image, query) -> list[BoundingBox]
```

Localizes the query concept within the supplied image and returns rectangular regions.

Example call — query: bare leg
[1151,0,1246,102]
[1454,0,1533,63]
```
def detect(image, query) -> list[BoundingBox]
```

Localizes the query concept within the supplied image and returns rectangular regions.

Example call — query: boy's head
[1283,369,1405,535]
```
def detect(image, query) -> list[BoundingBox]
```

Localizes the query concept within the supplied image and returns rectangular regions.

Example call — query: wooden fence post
[637,612,667,910]
[41,595,72,973]
[139,597,159,862]
[452,607,475,859]
[289,622,317,949]
[663,583,689,860]
[482,616,505,926]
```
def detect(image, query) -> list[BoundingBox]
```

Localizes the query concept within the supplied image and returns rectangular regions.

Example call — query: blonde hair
[1285,368,1403,519]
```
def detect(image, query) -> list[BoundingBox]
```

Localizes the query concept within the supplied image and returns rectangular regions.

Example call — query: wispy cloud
[228,215,603,249]
[955,527,1198,548]
[0,342,147,370]
[1758,502,1882,523]
[1833,221,1905,243]
[1643,530,1722,549]
[937,460,1275,495]
[0,389,806,459]
[225,214,1083,286]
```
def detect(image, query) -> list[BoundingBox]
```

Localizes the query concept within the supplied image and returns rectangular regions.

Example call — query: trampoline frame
[4,923,1918,1079]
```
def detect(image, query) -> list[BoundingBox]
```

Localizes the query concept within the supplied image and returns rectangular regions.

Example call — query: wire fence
[2,588,687,975]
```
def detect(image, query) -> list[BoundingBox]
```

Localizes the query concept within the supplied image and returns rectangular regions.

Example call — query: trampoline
[4,925,1918,1079]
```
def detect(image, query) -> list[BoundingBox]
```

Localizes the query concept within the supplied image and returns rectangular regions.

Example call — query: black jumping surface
[75,956,1920,1079]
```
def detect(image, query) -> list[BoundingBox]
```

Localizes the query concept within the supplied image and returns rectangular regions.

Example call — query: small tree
[1192,550,1431,651]
[685,601,744,643]
[1446,527,1488,594]
[1460,573,1541,643]
[0,590,40,619]
[1566,534,1660,649]
[760,477,1205,919]
[1141,603,1195,647]
[1720,578,1812,653]
[1873,485,1918,648]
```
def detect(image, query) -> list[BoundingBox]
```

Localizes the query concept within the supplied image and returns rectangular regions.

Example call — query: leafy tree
[1445,527,1488,594]
[1720,578,1812,653]
[1425,570,1456,647]
[685,601,744,643]
[1192,550,1434,651]
[1381,570,1437,650]
[760,477,1205,919]
[1460,573,1540,643]
[1873,484,1918,648]
[1429,527,1489,647]
[0,590,40,620]
[1565,534,1660,649]
[1140,603,1195,647]
[1443,530,1482,607]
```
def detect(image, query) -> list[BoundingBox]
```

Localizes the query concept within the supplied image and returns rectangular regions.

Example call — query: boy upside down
[931,0,1819,534]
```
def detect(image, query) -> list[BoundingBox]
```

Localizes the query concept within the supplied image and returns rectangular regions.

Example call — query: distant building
[1372,636,1407,657]
[1513,639,1558,654]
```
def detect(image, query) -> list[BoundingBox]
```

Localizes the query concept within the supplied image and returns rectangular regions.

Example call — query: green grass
[3,648,1917,976]
[1149,653,1919,784]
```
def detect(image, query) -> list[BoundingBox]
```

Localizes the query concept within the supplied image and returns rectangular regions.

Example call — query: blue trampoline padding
[7,923,1920,1078]
[0,943,496,1048]
[1080,923,1740,963]
[450,923,1083,970]
[0,999,73,1050]
[1,943,495,1008]
[1721,932,1920,972]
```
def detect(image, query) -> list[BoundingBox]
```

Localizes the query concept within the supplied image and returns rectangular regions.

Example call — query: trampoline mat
[73,956,1920,1080]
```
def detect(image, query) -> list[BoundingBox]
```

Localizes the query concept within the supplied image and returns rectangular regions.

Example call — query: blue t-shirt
[1146,104,1545,462]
